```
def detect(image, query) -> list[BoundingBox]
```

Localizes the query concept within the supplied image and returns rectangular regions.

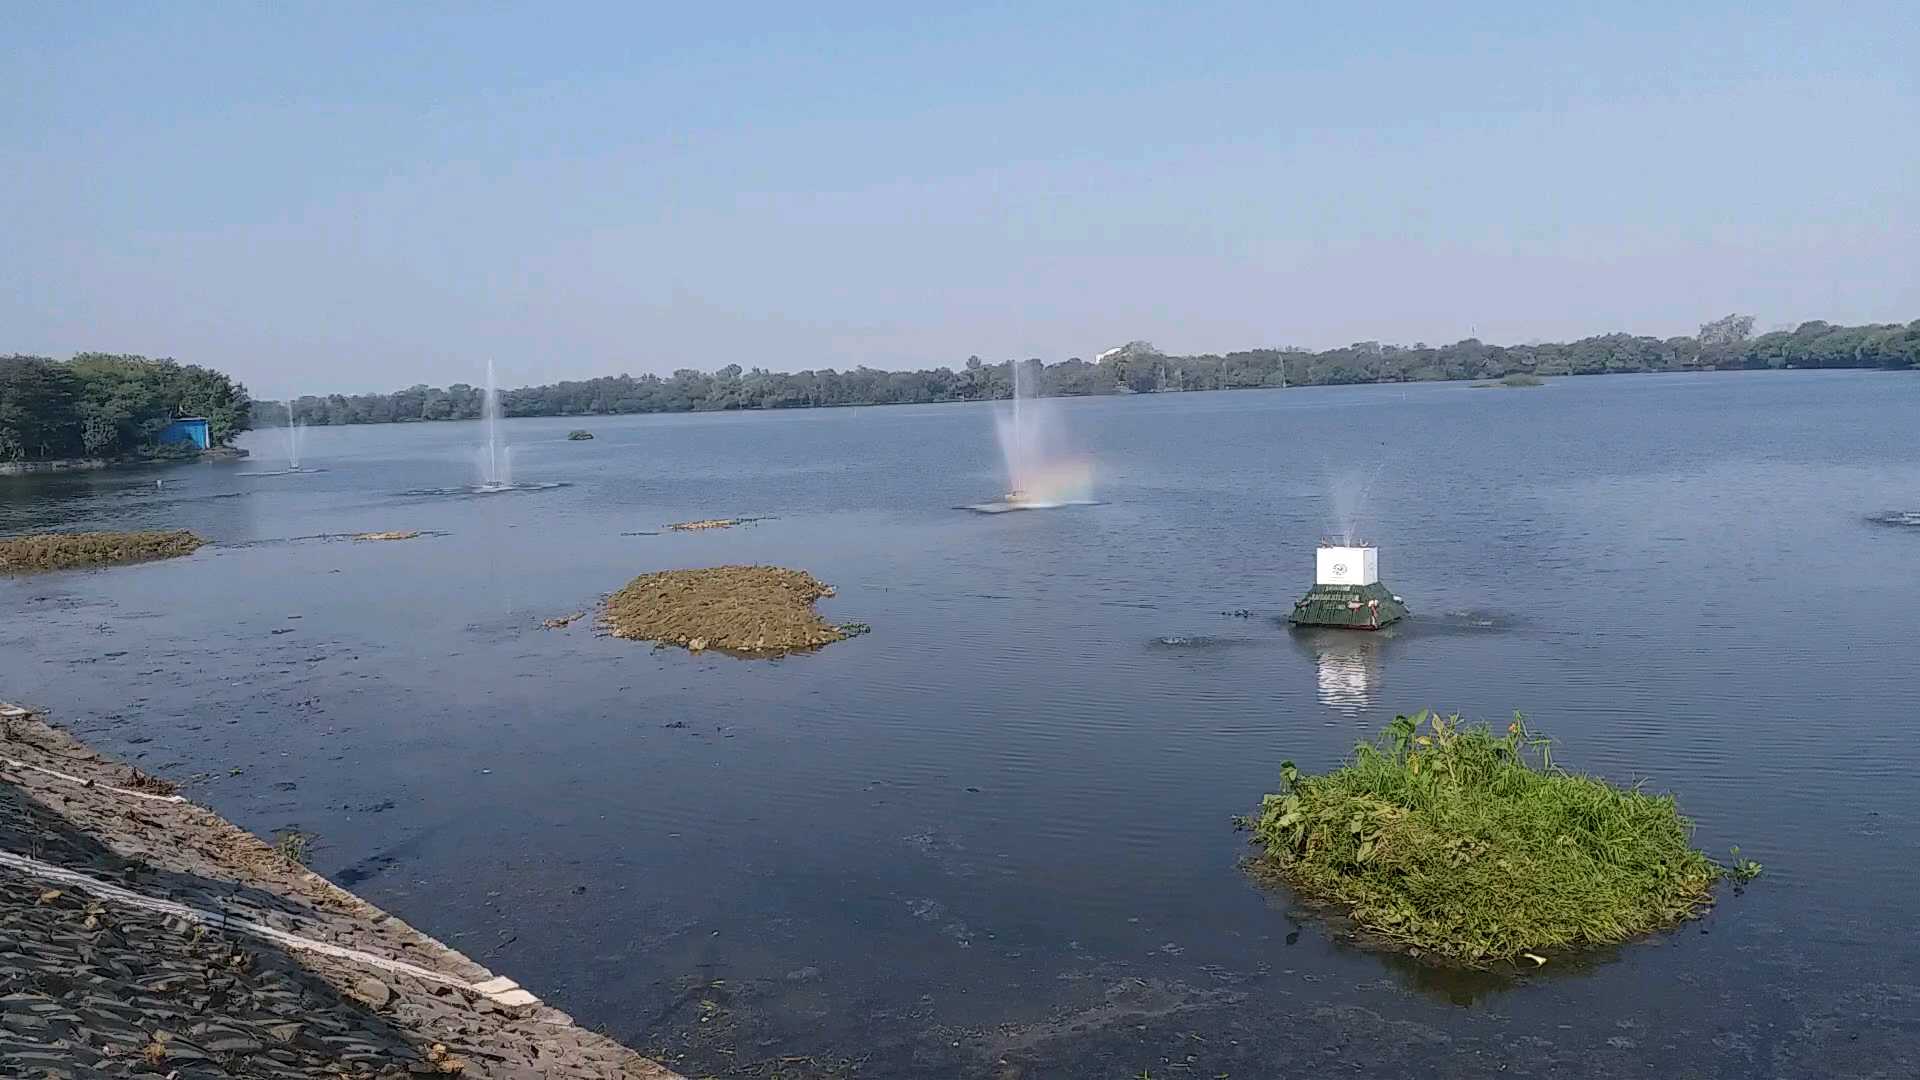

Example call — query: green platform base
[1288,581,1409,630]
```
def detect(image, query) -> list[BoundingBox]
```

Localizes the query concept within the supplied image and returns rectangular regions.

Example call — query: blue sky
[4,2,1915,396]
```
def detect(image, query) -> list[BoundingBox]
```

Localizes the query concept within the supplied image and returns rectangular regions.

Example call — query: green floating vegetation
[1247,712,1735,965]
[1472,372,1547,389]
[0,530,205,574]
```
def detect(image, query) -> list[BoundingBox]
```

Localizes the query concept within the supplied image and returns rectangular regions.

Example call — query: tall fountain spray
[985,360,1092,510]
[283,401,304,472]
[479,358,512,489]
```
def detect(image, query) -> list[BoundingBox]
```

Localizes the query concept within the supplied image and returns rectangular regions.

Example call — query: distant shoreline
[0,447,247,477]
[250,362,1916,430]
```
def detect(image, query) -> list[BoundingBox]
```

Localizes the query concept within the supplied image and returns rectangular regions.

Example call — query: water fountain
[477,357,513,490]
[283,402,305,472]
[969,360,1093,512]
[242,402,316,476]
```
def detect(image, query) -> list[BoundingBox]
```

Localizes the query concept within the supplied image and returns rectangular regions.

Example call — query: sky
[4,2,1916,397]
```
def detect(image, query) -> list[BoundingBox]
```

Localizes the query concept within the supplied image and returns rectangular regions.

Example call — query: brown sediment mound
[603,565,855,653]
[354,531,421,542]
[666,518,740,531]
[0,530,204,574]
[121,767,178,797]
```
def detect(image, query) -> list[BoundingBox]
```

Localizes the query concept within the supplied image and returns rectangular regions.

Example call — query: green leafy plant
[1249,711,1737,965]
[272,830,311,866]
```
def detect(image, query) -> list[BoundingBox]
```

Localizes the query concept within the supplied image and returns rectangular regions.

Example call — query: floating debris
[0,530,205,574]
[353,531,421,542]
[603,565,859,655]
[567,429,595,441]
[542,611,586,630]
[668,519,740,531]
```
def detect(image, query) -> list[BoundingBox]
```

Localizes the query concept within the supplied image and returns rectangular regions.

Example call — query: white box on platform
[1316,545,1379,586]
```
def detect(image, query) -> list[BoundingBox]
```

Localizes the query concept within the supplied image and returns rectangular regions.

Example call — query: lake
[4,371,1918,1078]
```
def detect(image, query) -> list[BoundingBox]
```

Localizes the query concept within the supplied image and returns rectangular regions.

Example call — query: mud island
[602,565,861,654]
[0,530,206,574]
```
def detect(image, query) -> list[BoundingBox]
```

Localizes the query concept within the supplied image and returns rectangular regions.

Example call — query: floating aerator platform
[1288,544,1408,630]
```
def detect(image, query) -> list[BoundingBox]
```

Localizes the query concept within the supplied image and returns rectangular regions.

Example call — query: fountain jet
[980,361,1092,511]
[283,402,305,472]
[477,358,513,489]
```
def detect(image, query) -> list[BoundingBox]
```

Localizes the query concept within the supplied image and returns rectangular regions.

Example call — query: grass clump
[272,829,311,865]
[1472,372,1546,389]
[603,565,856,654]
[0,530,205,573]
[1248,711,1724,965]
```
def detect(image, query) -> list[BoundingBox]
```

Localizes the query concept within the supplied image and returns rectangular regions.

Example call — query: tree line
[249,315,1919,427]
[0,354,252,462]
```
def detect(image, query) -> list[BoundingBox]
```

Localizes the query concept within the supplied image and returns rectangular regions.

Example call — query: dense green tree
[224,314,1919,429]
[0,353,250,461]
[0,355,84,460]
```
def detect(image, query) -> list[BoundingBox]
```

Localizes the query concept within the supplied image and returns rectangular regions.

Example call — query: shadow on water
[1276,608,1523,641]
[393,481,571,499]
[219,530,451,549]
[1145,634,1261,650]
[1370,943,1625,1007]
[957,499,1102,515]
[1246,863,1632,1009]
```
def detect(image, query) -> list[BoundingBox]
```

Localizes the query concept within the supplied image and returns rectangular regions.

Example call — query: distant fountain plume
[988,361,1092,509]
[283,402,305,471]
[477,358,513,489]
[1328,459,1389,545]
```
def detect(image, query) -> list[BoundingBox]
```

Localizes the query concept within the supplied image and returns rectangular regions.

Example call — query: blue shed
[157,417,211,450]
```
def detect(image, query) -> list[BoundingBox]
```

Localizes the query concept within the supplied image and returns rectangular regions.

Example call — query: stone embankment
[0,701,680,1080]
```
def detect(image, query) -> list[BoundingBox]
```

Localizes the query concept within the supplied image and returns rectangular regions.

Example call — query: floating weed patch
[1245,711,1730,965]
[603,565,860,654]
[0,530,205,573]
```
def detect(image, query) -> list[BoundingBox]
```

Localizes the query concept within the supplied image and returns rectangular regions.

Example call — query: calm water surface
[5,372,1919,1078]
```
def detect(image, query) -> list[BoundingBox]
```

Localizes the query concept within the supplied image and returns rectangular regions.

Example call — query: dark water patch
[957,499,1101,514]
[392,481,571,498]
[1147,634,1259,650]
[111,488,248,505]
[334,853,399,887]
[218,529,452,548]
[1274,610,1517,641]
